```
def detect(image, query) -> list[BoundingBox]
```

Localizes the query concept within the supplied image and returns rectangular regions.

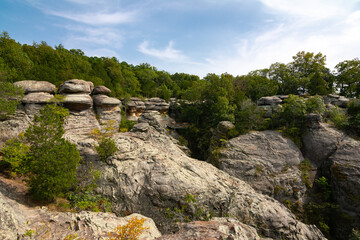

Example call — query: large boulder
[13,80,56,94]
[92,86,111,95]
[21,92,53,104]
[58,79,94,94]
[257,96,282,106]
[156,218,262,240]
[0,191,161,240]
[63,94,93,111]
[216,131,307,203]
[93,127,324,239]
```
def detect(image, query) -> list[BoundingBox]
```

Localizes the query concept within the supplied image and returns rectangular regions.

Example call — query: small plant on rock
[106,216,149,240]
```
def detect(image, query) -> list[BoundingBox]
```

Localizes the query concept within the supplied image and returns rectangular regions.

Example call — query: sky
[1,0,360,77]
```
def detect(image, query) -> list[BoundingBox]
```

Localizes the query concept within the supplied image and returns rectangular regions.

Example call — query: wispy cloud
[138,41,189,62]
[48,10,137,26]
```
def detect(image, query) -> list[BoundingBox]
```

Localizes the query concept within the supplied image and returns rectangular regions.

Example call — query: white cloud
[192,0,360,77]
[48,10,137,25]
[138,41,189,62]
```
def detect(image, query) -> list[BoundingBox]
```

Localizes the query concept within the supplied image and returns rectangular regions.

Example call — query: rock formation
[216,130,307,203]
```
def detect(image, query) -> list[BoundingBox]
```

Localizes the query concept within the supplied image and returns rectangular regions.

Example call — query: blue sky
[1,0,360,77]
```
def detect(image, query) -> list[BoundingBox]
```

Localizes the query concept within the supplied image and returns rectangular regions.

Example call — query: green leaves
[23,104,80,201]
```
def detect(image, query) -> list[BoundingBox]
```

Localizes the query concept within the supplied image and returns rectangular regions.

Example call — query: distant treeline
[1,31,360,102]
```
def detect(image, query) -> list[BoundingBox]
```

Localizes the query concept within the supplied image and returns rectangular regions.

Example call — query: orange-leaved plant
[106,216,149,240]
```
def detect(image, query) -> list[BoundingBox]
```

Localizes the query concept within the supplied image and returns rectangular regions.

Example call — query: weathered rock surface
[0,108,31,147]
[94,127,324,239]
[14,80,56,94]
[303,121,360,239]
[58,79,94,94]
[21,92,53,104]
[217,131,307,202]
[92,86,111,95]
[0,191,161,240]
[257,96,282,106]
[93,95,121,129]
[302,120,345,167]
[63,94,93,111]
[156,218,263,240]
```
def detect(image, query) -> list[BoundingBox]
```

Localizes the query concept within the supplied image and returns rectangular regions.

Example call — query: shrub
[327,106,348,130]
[235,99,265,134]
[107,216,149,240]
[23,104,80,201]
[119,118,136,132]
[0,81,24,120]
[280,94,307,128]
[1,133,29,173]
[95,137,118,162]
[306,95,326,115]
[347,99,360,134]
[349,229,360,240]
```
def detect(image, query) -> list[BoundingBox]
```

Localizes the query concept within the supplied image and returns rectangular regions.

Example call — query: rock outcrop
[58,79,94,94]
[156,218,262,240]
[216,131,307,203]
[93,94,122,130]
[94,127,324,239]
[302,120,360,239]
[0,191,161,240]
[13,80,56,94]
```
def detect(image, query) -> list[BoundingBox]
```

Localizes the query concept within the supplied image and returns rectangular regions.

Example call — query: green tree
[0,80,24,120]
[335,58,360,97]
[23,104,80,201]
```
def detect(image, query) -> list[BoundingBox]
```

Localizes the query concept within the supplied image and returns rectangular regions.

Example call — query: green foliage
[347,99,360,135]
[1,133,29,173]
[280,94,307,127]
[335,58,360,98]
[327,106,348,130]
[165,194,214,223]
[95,137,118,162]
[234,99,265,134]
[349,229,360,240]
[0,80,24,120]
[23,104,80,201]
[306,95,325,115]
[298,159,312,188]
[119,118,136,132]
[67,191,111,212]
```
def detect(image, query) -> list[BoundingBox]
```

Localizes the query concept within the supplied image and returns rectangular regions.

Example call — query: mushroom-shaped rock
[63,94,93,111]
[93,95,121,106]
[14,80,56,94]
[22,92,54,104]
[92,86,111,95]
[58,79,94,94]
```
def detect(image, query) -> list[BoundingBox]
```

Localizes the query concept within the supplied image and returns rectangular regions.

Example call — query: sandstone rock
[335,96,349,108]
[257,96,282,106]
[0,109,31,147]
[14,80,56,94]
[302,122,345,167]
[131,122,150,132]
[92,86,111,95]
[0,191,161,240]
[327,137,360,238]
[58,79,94,94]
[156,218,262,240]
[93,127,324,239]
[21,92,53,104]
[63,94,93,111]
[217,131,307,202]
[93,95,121,106]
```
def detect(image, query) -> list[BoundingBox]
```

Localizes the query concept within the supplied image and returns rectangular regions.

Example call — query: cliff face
[3,80,359,239]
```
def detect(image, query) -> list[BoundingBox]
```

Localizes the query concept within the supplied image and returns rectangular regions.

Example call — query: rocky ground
[2,80,359,239]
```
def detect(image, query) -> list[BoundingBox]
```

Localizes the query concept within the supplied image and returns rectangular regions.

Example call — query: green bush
[347,99,360,134]
[95,137,118,162]
[235,99,265,134]
[349,229,360,240]
[119,118,136,132]
[23,104,80,201]
[328,106,348,130]
[1,133,29,173]
[306,95,326,115]
[280,94,307,127]
[0,81,24,120]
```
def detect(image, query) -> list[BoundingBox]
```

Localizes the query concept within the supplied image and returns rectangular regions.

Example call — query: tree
[23,104,80,201]
[0,80,24,120]
[335,58,360,97]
